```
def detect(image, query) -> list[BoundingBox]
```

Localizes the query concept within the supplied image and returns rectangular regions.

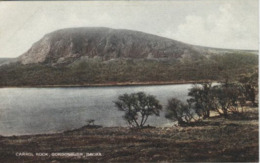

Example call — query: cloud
[0,1,179,57]
[166,1,258,50]
[0,1,258,58]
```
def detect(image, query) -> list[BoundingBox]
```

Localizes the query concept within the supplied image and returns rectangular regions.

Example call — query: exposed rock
[18,27,200,65]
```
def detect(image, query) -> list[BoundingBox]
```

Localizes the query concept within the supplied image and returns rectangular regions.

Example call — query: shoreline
[0,116,258,162]
[0,80,215,88]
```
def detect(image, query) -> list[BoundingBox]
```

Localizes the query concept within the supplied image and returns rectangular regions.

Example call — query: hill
[18,27,208,65]
[0,27,258,87]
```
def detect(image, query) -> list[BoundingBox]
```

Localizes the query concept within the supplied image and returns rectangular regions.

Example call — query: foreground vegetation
[0,110,257,162]
[113,69,258,128]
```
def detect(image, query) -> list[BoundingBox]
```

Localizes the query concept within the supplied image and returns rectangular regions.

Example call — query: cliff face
[18,27,199,65]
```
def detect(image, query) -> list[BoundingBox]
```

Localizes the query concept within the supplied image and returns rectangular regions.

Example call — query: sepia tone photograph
[0,0,258,162]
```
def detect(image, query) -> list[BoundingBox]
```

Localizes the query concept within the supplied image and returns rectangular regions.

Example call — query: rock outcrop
[19,27,199,65]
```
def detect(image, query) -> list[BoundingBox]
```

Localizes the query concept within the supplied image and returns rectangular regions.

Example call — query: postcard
[0,0,258,162]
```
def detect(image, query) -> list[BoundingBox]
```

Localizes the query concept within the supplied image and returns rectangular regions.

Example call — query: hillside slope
[0,27,258,87]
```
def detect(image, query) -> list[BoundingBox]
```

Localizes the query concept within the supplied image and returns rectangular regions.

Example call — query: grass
[0,109,258,162]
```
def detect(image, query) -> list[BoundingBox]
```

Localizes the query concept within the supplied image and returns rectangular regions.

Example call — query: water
[0,84,192,136]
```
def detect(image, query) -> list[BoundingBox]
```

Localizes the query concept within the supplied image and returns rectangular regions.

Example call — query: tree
[188,83,215,119]
[211,83,245,117]
[114,92,162,128]
[239,71,258,106]
[165,98,195,126]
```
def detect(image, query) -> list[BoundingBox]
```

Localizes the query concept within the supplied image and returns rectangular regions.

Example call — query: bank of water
[0,84,192,136]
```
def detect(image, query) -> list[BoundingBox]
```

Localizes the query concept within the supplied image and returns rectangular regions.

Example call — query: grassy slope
[0,111,258,162]
[0,53,258,87]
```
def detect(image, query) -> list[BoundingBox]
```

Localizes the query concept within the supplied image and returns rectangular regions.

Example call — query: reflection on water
[0,84,192,136]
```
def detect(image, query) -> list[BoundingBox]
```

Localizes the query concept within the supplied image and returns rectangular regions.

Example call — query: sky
[0,0,258,58]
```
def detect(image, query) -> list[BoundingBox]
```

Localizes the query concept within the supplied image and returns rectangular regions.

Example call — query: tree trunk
[203,110,210,119]
[223,108,228,118]
[142,116,149,127]
[178,118,186,127]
